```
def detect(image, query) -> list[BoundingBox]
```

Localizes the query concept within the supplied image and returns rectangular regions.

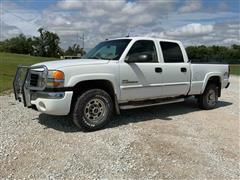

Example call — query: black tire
[198,84,218,110]
[73,89,113,131]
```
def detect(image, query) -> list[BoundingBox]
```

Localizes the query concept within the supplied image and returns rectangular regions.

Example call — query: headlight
[47,70,64,88]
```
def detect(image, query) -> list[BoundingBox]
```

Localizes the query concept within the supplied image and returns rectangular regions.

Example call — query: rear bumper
[31,91,73,115]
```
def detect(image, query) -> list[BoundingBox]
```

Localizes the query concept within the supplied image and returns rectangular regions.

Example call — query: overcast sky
[1,0,239,49]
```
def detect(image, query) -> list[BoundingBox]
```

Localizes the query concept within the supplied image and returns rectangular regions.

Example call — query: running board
[119,98,184,110]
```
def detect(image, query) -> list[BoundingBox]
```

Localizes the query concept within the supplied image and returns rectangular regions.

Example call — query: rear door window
[160,42,184,63]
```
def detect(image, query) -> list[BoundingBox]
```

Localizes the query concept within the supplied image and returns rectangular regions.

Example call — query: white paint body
[31,37,230,115]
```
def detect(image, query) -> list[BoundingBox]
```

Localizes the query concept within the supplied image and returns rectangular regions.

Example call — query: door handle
[181,67,187,72]
[155,67,162,73]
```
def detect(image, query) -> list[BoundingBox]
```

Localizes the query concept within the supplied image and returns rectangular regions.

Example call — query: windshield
[82,39,131,60]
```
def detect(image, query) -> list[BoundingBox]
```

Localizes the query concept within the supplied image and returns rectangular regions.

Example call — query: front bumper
[31,91,73,115]
[13,65,73,116]
[13,65,48,107]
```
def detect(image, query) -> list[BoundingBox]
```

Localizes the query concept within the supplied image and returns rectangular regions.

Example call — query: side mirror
[125,53,152,63]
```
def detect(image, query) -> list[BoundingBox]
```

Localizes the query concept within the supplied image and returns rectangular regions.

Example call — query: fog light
[39,101,46,111]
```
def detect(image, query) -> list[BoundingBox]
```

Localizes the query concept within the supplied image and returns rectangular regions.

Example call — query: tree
[0,34,33,54]
[32,28,63,57]
[65,44,85,56]
[186,45,240,64]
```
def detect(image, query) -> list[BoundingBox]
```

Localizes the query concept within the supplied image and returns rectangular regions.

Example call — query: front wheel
[198,84,218,110]
[73,89,113,131]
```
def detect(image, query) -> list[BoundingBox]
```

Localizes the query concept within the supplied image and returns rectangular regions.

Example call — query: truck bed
[189,63,229,95]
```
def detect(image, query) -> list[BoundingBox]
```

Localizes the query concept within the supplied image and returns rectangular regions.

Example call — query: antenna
[82,33,84,50]
[78,33,85,50]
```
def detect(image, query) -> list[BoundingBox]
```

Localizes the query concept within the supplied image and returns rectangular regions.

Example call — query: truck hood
[32,59,110,69]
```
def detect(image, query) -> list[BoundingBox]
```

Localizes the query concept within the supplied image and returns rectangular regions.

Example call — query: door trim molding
[120,84,143,89]
[121,82,189,89]
[151,82,190,87]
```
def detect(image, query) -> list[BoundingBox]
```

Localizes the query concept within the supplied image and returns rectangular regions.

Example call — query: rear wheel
[73,89,113,131]
[198,84,218,110]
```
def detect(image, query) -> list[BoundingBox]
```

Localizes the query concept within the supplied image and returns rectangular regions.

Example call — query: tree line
[0,28,85,57]
[186,45,240,64]
[0,28,239,63]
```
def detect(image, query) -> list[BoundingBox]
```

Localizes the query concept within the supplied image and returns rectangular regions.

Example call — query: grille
[30,73,39,87]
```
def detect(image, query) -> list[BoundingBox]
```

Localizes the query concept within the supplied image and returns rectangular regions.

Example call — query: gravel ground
[0,76,239,179]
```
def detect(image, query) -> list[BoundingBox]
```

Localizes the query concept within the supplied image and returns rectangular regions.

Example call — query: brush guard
[13,65,48,107]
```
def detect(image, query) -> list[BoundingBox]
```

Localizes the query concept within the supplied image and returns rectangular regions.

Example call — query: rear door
[119,40,163,101]
[159,41,191,97]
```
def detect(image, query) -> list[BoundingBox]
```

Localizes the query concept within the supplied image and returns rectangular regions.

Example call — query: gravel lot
[0,76,239,179]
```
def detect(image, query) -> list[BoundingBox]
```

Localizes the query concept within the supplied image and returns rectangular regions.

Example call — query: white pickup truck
[13,37,230,130]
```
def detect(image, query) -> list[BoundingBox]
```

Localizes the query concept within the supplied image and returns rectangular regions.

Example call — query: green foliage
[32,28,63,57]
[0,28,239,61]
[0,34,33,54]
[0,28,87,58]
[186,45,240,64]
[65,44,86,56]
[0,28,63,57]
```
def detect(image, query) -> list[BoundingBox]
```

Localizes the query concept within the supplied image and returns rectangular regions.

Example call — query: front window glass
[83,39,131,60]
[126,40,158,63]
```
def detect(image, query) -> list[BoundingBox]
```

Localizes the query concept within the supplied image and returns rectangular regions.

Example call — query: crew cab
[13,37,230,130]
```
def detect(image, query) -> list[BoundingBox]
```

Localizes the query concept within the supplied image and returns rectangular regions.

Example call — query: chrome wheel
[73,89,113,131]
[84,98,107,124]
[207,89,216,106]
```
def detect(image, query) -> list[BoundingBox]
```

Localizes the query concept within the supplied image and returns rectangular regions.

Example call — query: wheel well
[207,76,221,97]
[70,80,116,113]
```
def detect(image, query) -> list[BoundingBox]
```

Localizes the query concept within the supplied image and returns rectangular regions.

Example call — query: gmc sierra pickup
[13,37,230,130]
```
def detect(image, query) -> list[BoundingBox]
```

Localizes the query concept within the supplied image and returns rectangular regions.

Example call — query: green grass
[0,52,56,93]
[230,64,240,76]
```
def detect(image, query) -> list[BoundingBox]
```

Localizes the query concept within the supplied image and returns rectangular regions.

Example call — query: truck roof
[108,36,182,44]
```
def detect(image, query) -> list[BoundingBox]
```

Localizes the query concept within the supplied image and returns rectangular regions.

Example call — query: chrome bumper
[13,65,48,107]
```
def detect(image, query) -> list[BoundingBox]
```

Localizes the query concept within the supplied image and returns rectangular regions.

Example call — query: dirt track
[0,76,239,179]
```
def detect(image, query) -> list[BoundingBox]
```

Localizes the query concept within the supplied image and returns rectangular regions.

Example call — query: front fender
[66,73,120,99]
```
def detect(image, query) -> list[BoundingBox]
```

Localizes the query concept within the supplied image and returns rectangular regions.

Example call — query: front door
[119,40,163,101]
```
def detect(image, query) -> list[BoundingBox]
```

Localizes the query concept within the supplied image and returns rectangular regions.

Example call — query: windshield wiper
[87,56,101,59]
[88,56,111,60]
